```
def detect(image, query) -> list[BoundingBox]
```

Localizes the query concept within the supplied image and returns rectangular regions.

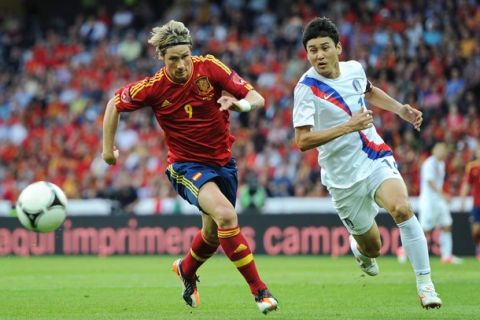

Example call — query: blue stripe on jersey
[300,76,392,160]
[358,132,393,160]
[300,76,352,116]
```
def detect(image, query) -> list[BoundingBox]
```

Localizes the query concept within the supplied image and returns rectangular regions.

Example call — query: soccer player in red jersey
[460,146,480,261]
[101,20,278,314]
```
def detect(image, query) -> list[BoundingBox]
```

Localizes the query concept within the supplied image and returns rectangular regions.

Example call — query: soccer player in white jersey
[419,142,462,264]
[292,17,442,309]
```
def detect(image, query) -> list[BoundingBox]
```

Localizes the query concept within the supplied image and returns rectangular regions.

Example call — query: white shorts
[327,157,403,235]
[418,197,452,231]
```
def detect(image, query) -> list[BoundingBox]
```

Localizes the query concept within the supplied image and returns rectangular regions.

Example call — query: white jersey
[420,155,445,201]
[293,61,393,188]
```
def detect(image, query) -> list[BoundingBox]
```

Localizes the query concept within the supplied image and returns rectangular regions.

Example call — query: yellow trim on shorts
[167,164,199,197]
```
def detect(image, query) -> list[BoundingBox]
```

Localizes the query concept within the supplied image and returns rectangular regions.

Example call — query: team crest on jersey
[195,76,213,95]
[352,79,363,93]
[121,88,132,103]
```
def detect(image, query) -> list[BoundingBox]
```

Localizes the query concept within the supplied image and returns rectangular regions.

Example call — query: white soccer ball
[16,181,68,233]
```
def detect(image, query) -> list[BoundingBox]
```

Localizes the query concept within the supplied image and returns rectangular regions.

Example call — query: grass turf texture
[1,256,478,320]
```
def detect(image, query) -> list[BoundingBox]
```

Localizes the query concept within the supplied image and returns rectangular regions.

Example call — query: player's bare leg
[199,182,278,314]
[376,178,441,309]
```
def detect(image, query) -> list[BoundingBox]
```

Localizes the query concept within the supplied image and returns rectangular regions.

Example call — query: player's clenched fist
[399,104,423,131]
[102,147,119,165]
[347,110,374,132]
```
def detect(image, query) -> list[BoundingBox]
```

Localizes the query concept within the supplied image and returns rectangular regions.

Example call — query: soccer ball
[16,181,68,233]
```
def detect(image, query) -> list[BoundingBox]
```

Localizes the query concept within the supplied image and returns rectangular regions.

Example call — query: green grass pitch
[1,256,479,319]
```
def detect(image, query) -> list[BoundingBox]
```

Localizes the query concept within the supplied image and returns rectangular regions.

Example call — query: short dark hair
[302,17,339,49]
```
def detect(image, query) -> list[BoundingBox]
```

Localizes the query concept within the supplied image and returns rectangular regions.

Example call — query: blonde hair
[148,20,192,56]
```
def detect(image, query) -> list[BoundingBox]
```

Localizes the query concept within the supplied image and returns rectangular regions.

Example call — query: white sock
[350,235,370,262]
[397,216,431,284]
[416,274,433,287]
[439,230,453,259]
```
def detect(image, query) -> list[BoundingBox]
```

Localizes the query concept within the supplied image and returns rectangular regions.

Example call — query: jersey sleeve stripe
[206,55,231,75]
[130,71,165,98]
[130,79,148,97]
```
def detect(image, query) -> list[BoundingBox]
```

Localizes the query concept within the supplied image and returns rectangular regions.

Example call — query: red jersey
[114,55,253,166]
[463,160,480,207]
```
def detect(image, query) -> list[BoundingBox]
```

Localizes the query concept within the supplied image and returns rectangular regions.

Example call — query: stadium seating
[0,0,478,208]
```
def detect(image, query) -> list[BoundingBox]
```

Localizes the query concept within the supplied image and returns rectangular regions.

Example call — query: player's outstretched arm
[365,85,423,131]
[217,90,265,112]
[295,109,373,152]
[102,97,121,165]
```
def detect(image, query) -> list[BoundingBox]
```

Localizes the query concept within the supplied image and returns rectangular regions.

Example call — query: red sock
[218,226,266,294]
[182,231,219,279]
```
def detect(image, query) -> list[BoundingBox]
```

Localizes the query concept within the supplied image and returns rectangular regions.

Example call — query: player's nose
[314,50,324,60]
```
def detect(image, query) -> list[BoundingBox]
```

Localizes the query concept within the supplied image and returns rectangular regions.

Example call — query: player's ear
[336,42,342,56]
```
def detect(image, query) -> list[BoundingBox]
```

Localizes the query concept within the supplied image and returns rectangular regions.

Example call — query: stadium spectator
[239,171,266,214]
[96,172,139,215]
[460,145,480,261]
[418,142,463,264]
[101,20,278,314]
[292,17,441,309]
[117,31,142,63]
[0,0,478,212]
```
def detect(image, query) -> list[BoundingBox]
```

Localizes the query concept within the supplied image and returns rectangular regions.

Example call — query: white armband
[236,99,252,112]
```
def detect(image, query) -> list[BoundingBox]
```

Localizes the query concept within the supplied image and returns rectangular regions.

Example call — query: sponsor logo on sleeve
[231,72,247,86]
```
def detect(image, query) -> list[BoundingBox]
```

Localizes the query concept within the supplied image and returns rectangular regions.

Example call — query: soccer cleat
[354,256,379,276]
[440,256,463,265]
[255,289,279,315]
[418,284,442,309]
[349,235,379,276]
[172,258,200,308]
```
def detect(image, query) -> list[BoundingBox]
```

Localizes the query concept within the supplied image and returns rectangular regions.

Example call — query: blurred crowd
[0,0,479,211]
